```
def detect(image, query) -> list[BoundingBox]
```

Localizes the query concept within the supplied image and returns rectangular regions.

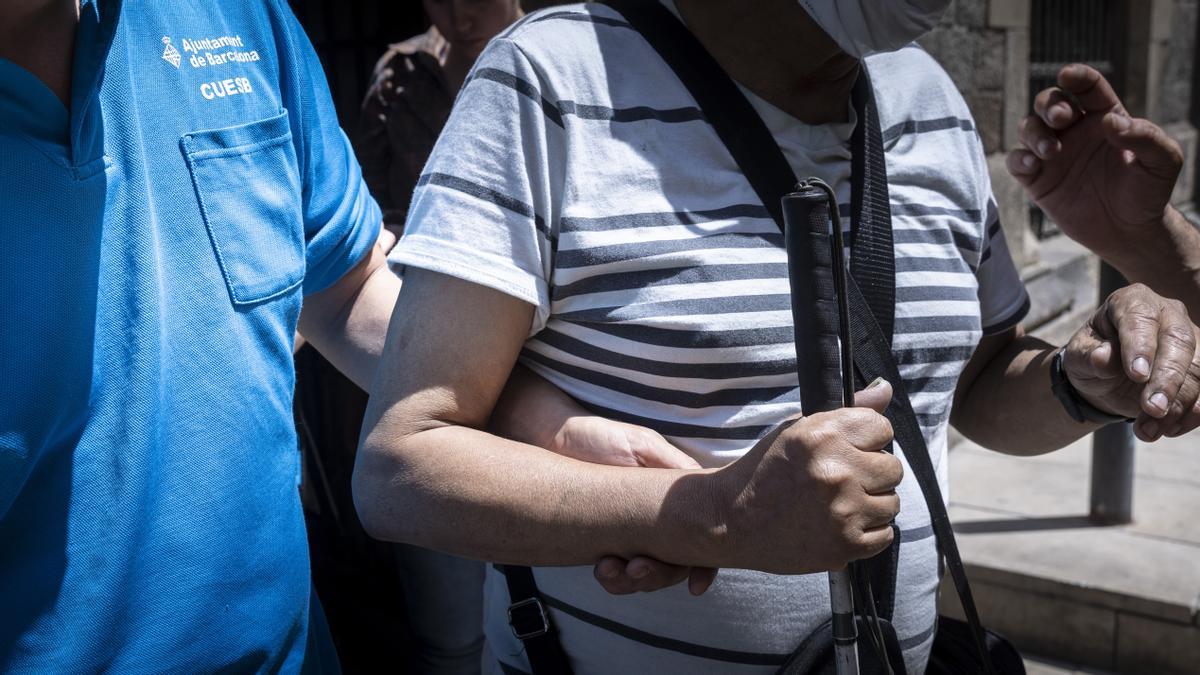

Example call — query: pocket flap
[182,110,304,305]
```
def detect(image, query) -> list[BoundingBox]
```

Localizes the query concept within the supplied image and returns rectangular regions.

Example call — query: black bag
[503,2,1027,673]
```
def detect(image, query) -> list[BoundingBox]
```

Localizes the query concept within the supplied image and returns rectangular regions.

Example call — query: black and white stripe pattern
[394,4,1031,675]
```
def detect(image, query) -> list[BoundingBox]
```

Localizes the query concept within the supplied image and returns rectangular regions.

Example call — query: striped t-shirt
[389,4,1030,674]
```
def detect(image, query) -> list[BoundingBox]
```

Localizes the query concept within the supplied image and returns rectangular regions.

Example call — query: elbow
[351,436,419,543]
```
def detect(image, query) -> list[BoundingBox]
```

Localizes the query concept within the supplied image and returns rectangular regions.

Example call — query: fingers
[1064,338,1125,383]
[1138,326,1200,441]
[1006,148,1041,186]
[1145,303,1197,418]
[687,567,719,596]
[1106,296,1163,388]
[1109,294,1196,418]
[859,451,904,495]
[1019,113,1061,160]
[860,493,901,530]
[1098,288,1200,423]
[1163,398,1200,438]
[1056,63,1124,115]
[1034,86,1083,130]
[629,428,702,470]
[1101,113,1185,179]
[852,378,893,414]
[853,523,896,561]
[1137,396,1200,442]
[593,556,691,595]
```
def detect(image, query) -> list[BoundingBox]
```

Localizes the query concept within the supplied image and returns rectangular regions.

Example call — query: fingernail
[867,377,887,390]
[1022,153,1037,169]
[1038,139,1052,156]
[1149,391,1170,414]
[1112,114,1131,132]
[630,566,650,579]
[599,565,618,579]
[1133,357,1151,379]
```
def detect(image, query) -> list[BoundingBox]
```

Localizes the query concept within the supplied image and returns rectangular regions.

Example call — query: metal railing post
[1089,263,1135,524]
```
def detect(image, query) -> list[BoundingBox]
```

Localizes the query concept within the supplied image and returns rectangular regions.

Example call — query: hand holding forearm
[490,365,717,594]
[954,284,1200,453]
[1063,284,1200,439]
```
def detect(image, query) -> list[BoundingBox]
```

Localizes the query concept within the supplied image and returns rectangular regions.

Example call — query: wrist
[489,366,582,450]
[1051,348,1132,425]
[662,468,730,567]
[1106,207,1200,295]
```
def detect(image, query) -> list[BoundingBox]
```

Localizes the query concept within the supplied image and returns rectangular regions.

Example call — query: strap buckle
[507,597,550,640]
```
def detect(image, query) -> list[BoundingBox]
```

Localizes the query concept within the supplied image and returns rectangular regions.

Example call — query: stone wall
[920,0,1037,268]
[1158,0,1197,125]
[920,0,1014,155]
[1157,0,1199,208]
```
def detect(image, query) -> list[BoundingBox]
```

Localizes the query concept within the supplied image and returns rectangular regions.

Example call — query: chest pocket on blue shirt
[181,110,304,305]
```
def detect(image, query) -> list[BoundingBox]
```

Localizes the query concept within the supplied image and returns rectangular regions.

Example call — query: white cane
[783,179,861,675]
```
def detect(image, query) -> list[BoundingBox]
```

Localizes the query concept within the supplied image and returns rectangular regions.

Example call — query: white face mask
[799,0,951,58]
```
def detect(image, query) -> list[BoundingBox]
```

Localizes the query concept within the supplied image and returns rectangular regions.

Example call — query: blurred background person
[357,0,525,235]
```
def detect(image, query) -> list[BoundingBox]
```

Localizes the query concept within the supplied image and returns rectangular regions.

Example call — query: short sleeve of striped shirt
[388,37,560,335]
[977,198,1031,334]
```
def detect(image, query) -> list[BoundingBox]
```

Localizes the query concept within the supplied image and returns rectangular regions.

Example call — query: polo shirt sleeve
[976,198,1031,335]
[387,37,560,336]
[275,2,382,296]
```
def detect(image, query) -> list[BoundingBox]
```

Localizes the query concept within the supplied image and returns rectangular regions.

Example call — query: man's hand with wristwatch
[1055,283,1200,441]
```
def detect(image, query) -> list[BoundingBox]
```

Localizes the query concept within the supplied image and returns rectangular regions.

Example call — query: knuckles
[792,409,894,452]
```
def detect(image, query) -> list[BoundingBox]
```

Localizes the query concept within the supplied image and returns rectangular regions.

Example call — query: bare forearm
[1108,207,1200,319]
[353,424,718,567]
[952,335,1100,455]
[298,250,401,389]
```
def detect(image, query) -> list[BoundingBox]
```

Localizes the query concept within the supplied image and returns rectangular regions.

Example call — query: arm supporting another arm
[352,268,720,566]
[954,285,1200,454]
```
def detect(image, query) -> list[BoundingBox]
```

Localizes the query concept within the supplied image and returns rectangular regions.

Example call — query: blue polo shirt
[0,0,379,671]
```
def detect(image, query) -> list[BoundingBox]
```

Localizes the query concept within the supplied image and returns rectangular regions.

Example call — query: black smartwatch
[1050,348,1133,425]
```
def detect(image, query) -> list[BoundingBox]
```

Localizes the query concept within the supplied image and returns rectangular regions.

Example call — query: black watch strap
[1050,349,1133,425]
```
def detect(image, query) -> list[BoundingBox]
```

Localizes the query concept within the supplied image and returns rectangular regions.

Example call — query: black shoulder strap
[500,564,573,674]
[600,0,993,672]
[843,278,993,674]
[848,78,896,345]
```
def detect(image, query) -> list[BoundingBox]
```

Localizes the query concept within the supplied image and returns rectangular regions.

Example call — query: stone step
[1020,234,1098,335]
[940,432,1200,674]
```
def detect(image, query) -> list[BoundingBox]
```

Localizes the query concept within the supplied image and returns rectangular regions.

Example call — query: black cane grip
[783,187,845,415]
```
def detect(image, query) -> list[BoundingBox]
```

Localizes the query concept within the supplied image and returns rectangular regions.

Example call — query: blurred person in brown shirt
[357,0,524,235]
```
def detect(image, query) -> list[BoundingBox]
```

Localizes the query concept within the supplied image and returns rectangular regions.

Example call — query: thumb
[631,429,702,470]
[853,378,893,414]
[1068,339,1126,382]
[1102,113,1184,179]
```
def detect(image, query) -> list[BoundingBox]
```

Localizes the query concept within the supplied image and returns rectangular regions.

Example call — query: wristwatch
[1050,348,1133,425]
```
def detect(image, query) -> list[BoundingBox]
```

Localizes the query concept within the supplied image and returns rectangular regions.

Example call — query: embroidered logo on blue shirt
[161,37,181,68]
